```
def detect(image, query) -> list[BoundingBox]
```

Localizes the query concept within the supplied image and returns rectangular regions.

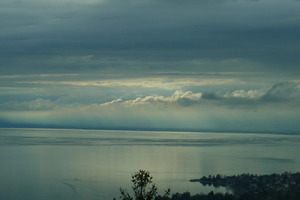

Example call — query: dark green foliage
[119,170,170,200]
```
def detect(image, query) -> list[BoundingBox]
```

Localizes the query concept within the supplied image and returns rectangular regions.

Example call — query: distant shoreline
[190,172,300,195]
[0,127,299,136]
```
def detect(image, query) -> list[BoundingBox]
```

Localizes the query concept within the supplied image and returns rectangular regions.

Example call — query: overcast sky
[1,0,300,133]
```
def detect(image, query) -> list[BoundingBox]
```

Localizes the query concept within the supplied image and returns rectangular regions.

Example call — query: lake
[0,128,300,200]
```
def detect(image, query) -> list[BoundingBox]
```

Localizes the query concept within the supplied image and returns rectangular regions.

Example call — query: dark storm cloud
[261,82,300,102]
[0,99,56,111]
[211,82,300,106]
[1,0,300,75]
[1,0,300,133]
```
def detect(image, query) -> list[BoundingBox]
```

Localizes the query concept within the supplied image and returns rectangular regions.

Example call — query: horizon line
[0,126,299,136]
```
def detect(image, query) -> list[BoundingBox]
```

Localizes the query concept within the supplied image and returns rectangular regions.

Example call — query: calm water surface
[0,128,300,200]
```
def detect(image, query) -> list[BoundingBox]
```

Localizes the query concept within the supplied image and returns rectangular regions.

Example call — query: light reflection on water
[0,128,300,200]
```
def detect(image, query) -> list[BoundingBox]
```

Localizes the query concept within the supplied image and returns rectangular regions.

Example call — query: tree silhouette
[118,170,170,200]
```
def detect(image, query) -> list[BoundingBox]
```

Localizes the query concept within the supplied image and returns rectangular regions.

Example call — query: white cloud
[99,89,263,108]
[122,95,167,106]
[225,90,263,99]
[100,98,122,107]
[98,90,202,107]
[97,82,300,109]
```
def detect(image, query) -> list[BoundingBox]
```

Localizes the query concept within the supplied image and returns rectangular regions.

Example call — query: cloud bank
[1,82,299,133]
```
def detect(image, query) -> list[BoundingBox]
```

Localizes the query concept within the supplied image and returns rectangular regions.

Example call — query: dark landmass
[118,170,300,200]
[190,172,300,194]
[156,172,300,200]
[173,172,300,200]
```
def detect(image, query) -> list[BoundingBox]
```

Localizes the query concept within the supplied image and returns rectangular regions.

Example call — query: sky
[0,0,300,133]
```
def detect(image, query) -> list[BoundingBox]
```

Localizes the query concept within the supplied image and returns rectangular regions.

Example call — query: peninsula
[189,172,300,199]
